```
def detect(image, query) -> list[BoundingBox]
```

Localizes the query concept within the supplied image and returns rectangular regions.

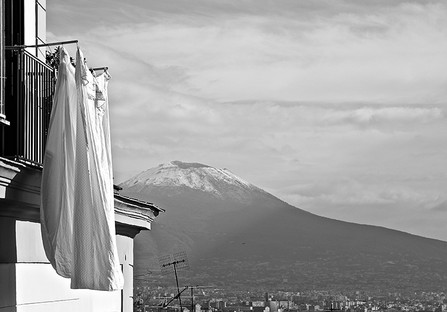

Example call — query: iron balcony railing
[13,50,55,165]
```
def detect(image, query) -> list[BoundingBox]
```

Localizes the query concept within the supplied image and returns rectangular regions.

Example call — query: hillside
[120,161,447,293]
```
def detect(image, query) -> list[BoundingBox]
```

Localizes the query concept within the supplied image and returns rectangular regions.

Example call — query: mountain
[120,161,447,293]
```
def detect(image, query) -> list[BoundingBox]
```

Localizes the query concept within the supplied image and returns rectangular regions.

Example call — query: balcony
[0,47,164,225]
[1,49,55,166]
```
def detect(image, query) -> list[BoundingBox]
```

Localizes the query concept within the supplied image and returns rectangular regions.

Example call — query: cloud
[48,0,447,241]
[285,178,442,206]
[50,1,447,104]
[431,201,447,213]
[317,105,445,129]
[281,179,447,240]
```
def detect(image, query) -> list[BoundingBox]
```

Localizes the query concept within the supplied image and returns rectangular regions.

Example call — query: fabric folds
[41,47,76,278]
[72,47,123,290]
[40,47,123,291]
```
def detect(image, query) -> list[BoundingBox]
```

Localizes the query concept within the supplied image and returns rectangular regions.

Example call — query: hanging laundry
[40,47,77,278]
[71,47,123,290]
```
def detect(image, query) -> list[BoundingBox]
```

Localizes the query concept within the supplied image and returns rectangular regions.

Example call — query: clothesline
[5,39,79,50]
[8,40,111,72]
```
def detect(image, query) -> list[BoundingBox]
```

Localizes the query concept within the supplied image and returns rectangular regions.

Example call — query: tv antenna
[159,251,189,311]
[188,285,216,312]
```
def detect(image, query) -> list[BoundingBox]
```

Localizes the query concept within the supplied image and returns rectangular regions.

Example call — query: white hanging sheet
[71,47,123,290]
[40,47,77,278]
[41,46,123,291]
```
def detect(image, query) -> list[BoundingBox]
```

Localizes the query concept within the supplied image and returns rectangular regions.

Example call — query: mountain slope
[120,161,447,292]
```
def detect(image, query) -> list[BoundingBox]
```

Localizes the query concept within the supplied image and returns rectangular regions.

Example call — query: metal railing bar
[10,50,55,165]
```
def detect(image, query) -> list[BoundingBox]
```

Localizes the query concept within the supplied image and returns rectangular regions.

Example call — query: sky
[48,0,447,241]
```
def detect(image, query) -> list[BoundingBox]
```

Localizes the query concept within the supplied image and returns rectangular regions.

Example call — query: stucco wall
[117,235,134,312]
[0,219,134,312]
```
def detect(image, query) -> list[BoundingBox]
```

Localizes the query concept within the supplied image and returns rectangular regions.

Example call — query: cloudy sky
[48,0,447,241]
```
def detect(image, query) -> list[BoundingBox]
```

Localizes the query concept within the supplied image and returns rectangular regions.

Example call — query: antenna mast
[159,251,189,312]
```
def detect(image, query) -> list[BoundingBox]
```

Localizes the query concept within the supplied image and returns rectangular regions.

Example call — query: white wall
[15,221,47,262]
[117,235,134,312]
[3,220,135,312]
[15,263,121,312]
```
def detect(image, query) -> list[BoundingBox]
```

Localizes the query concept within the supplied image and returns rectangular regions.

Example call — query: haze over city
[47,0,447,241]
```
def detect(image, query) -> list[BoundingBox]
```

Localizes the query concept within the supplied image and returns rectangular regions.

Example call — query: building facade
[0,1,164,311]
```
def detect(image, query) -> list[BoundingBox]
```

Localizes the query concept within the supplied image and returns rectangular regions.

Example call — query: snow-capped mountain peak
[121,161,258,199]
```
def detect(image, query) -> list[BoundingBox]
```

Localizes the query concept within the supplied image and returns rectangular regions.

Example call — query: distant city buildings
[135,288,447,312]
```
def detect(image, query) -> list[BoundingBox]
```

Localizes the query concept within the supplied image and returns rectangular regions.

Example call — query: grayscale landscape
[121,161,447,293]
